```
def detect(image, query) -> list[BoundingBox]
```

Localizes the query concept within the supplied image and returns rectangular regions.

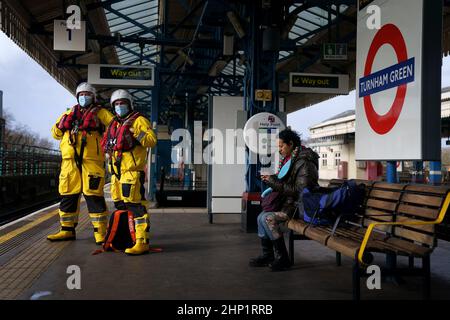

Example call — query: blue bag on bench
[302,180,365,226]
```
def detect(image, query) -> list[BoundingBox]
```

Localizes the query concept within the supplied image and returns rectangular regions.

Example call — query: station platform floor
[1,190,450,300]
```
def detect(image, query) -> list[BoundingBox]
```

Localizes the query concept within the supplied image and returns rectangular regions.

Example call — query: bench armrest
[358,193,450,264]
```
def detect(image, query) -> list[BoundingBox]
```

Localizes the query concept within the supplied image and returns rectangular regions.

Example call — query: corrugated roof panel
[102,0,157,107]
[103,0,159,65]
[282,5,348,62]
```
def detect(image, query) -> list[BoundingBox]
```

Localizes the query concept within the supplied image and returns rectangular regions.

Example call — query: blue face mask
[78,95,93,108]
[115,104,129,117]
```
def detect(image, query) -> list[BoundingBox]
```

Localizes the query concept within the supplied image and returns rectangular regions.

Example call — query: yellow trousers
[58,158,107,232]
[111,170,148,217]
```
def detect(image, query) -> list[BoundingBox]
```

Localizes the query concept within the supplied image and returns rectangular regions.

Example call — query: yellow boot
[47,211,77,241]
[90,212,108,245]
[125,214,150,255]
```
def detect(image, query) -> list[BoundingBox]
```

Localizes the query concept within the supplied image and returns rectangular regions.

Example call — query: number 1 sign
[53,20,86,52]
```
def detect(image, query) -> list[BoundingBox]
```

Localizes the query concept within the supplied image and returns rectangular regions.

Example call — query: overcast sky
[0,32,74,147]
[1,31,450,145]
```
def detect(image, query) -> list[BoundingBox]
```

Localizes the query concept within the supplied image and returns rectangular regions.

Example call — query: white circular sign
[243,112,285,155]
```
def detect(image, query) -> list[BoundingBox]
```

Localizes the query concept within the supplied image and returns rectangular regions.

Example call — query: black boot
[249,238,274,267]
[270,237,292,272]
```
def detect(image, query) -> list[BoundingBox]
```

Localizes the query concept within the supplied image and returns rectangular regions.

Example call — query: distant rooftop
[309,109,355,130]
[321,109,355,123]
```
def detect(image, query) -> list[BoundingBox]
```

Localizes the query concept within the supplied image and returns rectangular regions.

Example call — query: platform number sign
[54,20,86,52]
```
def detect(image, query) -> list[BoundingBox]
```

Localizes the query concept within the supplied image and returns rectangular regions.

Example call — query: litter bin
[241,192,261,233]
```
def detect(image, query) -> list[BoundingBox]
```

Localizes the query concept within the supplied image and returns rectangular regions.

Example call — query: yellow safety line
[0,209,59,245]
[358,192,450,264]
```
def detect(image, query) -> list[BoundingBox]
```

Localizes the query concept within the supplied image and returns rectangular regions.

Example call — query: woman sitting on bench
[249,129,320,271]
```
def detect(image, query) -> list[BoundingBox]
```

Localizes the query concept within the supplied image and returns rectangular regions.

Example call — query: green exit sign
[323,43,348,61]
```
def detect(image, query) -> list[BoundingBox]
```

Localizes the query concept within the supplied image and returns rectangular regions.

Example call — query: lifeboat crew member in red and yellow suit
[102,89,157,255]
[47,82,114,244]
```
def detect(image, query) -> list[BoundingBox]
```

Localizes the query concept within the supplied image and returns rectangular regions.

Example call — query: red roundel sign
[363,24,408,135]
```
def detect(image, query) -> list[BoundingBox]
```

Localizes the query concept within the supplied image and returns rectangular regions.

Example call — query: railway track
[0,197,60,226]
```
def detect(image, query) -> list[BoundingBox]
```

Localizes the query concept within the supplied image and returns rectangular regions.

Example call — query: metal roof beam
[28,29,221,49]
[87,0,127,10]
[293,18,336,42]
[123,52,160,65]
[169,0,207,36]
[317,5,356,25]
[116,44,158,64]
[106,4,159,24]
[299,16,327,28]
[108,10,158,28]
[59,51,93,63]
[104,3,158,37]
[89,34,221,49]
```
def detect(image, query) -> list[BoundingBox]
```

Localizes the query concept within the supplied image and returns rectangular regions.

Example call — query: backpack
[301,180,366,226]
[102,210,136,251]
[92,210,163,255]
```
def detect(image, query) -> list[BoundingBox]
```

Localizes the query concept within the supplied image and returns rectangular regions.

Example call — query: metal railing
[159,177,208,191]
[0,142,61,177]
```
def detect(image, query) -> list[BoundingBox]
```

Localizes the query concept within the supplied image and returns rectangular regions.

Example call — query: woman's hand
[261,175,270,182]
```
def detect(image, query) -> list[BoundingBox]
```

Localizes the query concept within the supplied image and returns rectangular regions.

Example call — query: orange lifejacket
[57,104,103,133]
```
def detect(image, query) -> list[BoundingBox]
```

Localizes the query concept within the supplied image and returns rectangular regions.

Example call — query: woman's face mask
[115,103,129,117]
[78,95,93,108]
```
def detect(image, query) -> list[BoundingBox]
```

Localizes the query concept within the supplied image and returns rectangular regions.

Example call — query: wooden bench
[287,179,450,300]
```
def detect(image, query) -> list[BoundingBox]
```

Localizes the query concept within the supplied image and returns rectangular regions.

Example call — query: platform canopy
[1,0,450,119]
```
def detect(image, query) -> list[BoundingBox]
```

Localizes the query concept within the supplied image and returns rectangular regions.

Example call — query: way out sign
[54,20,86,52]
[289,73,349,94]
[355,0,442,161]
[88,64,154,88]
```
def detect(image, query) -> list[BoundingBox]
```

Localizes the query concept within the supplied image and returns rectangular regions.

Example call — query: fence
[0,142,61,177]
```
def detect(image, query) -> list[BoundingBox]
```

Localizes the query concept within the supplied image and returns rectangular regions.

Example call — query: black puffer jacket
[266,148,320,218]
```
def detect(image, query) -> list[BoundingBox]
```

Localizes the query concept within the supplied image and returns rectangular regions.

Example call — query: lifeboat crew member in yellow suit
[102,89,157,255]
[47,82,114,244]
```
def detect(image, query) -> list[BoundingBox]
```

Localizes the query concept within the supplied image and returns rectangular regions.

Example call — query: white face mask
[115,104,129,117]
[78,95,93,108]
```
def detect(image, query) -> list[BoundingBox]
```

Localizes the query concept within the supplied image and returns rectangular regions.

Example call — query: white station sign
[355,0,441,161]
[53,20,86,52]
[243,112,285,155]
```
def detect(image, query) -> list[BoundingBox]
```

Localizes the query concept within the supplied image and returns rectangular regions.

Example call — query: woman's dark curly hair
[278,128,301,149]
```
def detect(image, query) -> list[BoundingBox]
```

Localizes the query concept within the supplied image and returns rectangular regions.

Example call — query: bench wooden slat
[394,227,435,246]
[372,182,406,190]
[329,226,387,243]
[369,189,402,201]
[364,215,392,222]
[401,193,443,207]
[354,180,374,186]
[397,203,440,219]
[405,185,450,195]
[363,218,393,232]
[287,219,308,235]
[329,228,432,258]
[366,198,397,212]
[327,236,361,258]
[304,227,330,245]
[364,208,394,217]
[395,216,435,233]
[384,237,433,257]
